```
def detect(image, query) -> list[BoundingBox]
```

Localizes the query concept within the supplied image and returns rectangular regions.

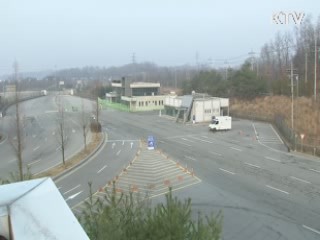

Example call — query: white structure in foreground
[0,178,89,240]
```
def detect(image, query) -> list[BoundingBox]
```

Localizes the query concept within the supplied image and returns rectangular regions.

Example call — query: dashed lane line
[266,185,289,195]
[290,176,311,184]
[210,151,222,156]
[66,191,83,201]
[189,136,214,144]
[219,168,235,175]
[33,146,40,151]
[230,147,242,152]
[27,159,41,166]
[116,150,122,156]
[244,162,261,169]
[97,165,108,174]
[63,184,81,195]
[309,168,320,174]
[185,156,196,161]
[265,156,281,163]
[181,138,195,143]
[302,225,320,236]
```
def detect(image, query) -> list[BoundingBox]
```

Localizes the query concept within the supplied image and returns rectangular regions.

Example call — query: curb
[53,132,106,181]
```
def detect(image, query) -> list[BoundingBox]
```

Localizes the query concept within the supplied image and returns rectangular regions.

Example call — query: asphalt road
[0,94,94,178]
[2,97,320,239]
[95,109,320,240]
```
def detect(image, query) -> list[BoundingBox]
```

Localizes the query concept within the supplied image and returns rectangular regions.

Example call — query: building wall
[192,99,222,123]
[121,96,165,112]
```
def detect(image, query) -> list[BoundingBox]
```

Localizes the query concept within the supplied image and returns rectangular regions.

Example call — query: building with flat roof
[164,93,229,123]
[106,77,165,112]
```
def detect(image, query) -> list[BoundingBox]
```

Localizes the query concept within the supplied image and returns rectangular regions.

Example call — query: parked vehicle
[208,116,232,131]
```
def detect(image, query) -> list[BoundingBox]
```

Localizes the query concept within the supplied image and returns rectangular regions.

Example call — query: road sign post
[147,136,155,150]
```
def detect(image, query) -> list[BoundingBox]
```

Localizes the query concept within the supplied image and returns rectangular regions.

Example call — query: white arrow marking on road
[302,225,320,235]
[290,176,311,184]
[112,143,116,149]
[116,150,121,156]
[33,146,40,151]
[64,184,81,195]
[219,168,235,175]
[66,191,83,201]
[97,165,107,174]
[131,142,133,149]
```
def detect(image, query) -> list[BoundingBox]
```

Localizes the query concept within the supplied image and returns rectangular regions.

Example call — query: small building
[106,77,165,112]
[164,93,229,123]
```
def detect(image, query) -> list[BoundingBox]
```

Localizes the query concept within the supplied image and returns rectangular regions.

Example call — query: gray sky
[0,0,319,75]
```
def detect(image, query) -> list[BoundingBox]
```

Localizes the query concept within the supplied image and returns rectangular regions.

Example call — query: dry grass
[231,96,320,143]
[34,133,103,178]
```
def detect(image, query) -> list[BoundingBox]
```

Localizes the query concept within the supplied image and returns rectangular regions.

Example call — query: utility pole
[248,50,255,71]
[305,51,308,84]
[314,31,318,101]
[224,60,228,80]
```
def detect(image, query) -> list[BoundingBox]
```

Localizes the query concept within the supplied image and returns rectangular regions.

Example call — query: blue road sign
[147,136,155,150]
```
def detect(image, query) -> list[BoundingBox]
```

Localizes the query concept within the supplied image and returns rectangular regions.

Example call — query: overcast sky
[0,0,319,75]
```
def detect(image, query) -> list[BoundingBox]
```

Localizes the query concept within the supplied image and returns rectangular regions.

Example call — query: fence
[230,111,320,157]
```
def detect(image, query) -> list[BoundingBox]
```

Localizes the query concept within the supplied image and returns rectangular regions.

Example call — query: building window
[205,109,211,114]
[155,101,157,106]
[146,101,148,107]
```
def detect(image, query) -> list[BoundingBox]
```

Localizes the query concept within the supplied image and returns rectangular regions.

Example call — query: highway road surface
[2,97,320,239]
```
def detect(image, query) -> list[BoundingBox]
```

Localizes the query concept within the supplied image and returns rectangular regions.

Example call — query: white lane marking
[112,142,116,149]
[63,184,81,195]
[290,176,311,184]
[8,159,16,163]
[181,138,195,143]
[230,147,242,152]
[185,156,196,161]
[244,162,261,169]
[72,129,76,133]
[27,159,41,166]
[32,135,37,138]
[265,156,281,163]
[97,165,108,174]
[33,146,40,151]
[116,150,121,156]
[190,136,214,143]
[266,185,289,195]
[219,168,235,175]
[131,142,133,149]
[202,136,209,138]
[270,125,284,144]
[52,131,55,135]
[122,140,124,145]
[159,140,165,144]
[302,225,320,235]
[210,151,222,156]
[170,139,192,147]
[309,168,320,174]
[252,123,258,140]
[56,146,61,151]
[66,191,83,201]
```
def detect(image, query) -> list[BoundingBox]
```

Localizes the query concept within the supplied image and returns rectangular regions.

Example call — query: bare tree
[56,96,69,165]
[10,61,25,181]
[81,98,90,151]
